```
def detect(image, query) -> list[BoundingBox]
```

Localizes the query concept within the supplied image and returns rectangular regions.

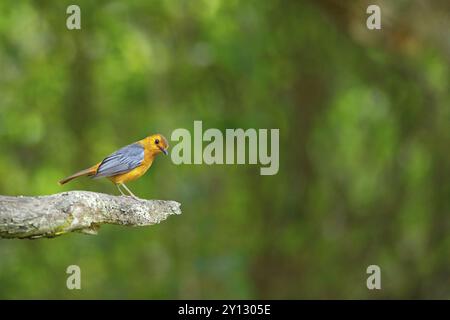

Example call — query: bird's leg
[121,183,139,200]
[116,184,126,196]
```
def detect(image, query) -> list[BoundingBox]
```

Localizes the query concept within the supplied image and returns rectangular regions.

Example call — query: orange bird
[59,134,169,199]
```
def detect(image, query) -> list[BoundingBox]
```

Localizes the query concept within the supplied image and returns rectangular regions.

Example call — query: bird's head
[148,134,169,156]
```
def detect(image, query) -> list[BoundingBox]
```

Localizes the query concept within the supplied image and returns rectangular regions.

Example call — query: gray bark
[0,191,181,239]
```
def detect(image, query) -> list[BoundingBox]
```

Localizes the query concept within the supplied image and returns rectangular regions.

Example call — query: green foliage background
[0,0,449,299]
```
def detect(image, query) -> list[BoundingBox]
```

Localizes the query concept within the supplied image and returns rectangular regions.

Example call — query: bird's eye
[155,139,160,144]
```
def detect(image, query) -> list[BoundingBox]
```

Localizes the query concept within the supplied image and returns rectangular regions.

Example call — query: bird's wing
[94,143,144,178]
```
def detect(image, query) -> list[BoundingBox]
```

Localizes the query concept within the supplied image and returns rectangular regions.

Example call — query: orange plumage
[59,134,169,199]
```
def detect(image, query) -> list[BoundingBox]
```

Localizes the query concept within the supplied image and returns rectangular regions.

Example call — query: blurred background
[0,0,449,299]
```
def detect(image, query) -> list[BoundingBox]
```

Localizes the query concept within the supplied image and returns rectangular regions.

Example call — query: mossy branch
[0,191,181,239]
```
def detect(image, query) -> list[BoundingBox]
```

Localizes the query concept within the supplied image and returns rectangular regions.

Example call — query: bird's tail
[59,164,99,185]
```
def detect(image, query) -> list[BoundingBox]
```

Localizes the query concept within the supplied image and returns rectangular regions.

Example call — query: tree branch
[0,191,181,239]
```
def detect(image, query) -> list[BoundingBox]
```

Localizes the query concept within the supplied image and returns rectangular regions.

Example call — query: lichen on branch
[0,191,181,239]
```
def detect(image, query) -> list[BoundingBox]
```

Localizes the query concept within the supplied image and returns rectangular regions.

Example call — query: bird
[59,134,169,199]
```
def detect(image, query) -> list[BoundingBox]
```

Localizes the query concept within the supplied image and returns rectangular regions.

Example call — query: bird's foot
[129,195,140,201]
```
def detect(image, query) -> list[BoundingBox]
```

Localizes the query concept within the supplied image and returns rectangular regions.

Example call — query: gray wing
[94,142,144,178]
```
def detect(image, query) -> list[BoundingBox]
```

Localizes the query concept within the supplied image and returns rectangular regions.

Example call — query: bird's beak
[158,146,168,155]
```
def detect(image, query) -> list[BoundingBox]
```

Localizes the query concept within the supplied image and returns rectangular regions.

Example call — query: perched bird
[59,134,169,199]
